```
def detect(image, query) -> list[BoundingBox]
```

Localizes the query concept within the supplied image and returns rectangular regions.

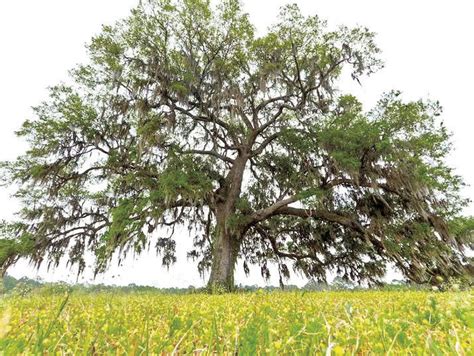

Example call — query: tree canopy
[1,0,472,291]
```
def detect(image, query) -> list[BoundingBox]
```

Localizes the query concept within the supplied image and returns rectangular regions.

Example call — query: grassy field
[0,290,472,354]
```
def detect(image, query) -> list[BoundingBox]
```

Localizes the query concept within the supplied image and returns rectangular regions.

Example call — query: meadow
[0,290,472,355]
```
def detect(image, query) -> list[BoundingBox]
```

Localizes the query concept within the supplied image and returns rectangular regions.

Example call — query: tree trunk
[207,228,240,292]
[207,154,248,292]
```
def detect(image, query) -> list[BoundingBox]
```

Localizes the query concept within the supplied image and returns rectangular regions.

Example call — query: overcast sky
[1,0,473,287]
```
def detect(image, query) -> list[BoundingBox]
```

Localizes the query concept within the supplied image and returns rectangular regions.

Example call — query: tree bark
[207,153,248,292]
[207,228,240,292]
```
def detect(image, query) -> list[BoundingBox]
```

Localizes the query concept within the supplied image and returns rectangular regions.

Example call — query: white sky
[1,0,473,288]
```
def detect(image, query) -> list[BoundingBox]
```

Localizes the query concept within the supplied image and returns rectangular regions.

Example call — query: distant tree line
[2,274,470,296]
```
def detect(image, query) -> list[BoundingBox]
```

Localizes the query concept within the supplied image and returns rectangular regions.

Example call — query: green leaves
[159,154,214,203]
[0,222,35,274]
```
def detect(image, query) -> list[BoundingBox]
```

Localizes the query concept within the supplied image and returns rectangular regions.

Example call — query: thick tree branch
[181,149,235,164]
[249,195,300,223]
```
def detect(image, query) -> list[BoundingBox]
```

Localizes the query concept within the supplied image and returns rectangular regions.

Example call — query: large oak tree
[1,0,472,290]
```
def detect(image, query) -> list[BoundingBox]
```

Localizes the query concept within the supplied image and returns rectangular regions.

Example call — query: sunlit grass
[1,290,472,354]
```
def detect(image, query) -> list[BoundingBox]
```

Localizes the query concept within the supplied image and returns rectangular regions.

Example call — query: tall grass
[0,290,472,354]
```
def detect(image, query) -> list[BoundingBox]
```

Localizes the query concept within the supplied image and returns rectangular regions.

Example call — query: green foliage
[449,216,474,241]
[0,223,35,275]
[158,155,214,203]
